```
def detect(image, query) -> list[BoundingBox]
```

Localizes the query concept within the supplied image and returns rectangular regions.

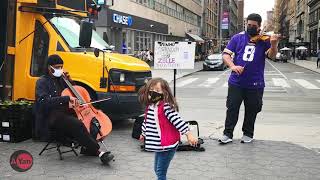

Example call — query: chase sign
[113,13,133,27]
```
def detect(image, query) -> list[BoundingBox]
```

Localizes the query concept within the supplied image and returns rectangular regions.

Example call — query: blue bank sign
[113,13,133,27]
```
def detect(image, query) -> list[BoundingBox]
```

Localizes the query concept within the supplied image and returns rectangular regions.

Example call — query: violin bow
[80,97,112,106]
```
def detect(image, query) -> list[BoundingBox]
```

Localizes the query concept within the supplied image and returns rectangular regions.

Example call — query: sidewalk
[288,58,320,73]
[151,61,203,82]
[1,124,319,180]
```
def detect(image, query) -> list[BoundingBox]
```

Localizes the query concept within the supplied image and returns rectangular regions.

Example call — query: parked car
[203,54,227,71]
[275,52,282,62]
[275,52,288,63]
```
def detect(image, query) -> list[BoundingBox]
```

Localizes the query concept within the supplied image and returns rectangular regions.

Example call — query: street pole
[173,69,176,97]
[219,0,223,53]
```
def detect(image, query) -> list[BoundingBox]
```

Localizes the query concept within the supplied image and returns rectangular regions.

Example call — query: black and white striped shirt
[142,103,189,152]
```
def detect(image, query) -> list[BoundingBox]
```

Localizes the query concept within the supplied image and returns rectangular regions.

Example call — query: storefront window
[133,30,165,52]
[133,0,200,26]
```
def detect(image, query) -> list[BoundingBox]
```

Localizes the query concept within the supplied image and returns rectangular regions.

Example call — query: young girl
[138,78,198,180]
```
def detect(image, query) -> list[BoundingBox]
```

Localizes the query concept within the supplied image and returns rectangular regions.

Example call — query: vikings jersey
[223,31,271,89]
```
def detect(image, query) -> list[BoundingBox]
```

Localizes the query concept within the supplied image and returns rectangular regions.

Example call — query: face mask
[246,26,258,36]
[50,66,63,77]
[149,91,164,103]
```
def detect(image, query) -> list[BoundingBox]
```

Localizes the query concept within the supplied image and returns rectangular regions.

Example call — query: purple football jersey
[223,32,271,89]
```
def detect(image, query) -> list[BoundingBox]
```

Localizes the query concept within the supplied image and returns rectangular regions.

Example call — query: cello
[60,73,112,142]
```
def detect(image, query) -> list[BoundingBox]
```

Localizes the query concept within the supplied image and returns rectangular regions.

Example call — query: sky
[244,0,275,25]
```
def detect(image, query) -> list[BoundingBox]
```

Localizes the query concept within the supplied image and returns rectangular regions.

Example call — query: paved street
[1,60,320,179]
[174,60,320,150]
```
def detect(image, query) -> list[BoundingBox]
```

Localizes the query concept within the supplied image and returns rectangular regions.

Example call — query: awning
[296,46,308,50]
[186,33,205,43]
[280,47,292,51]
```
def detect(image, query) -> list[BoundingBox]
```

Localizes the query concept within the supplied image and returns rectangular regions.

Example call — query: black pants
[223,84,264,138]
[317,58,320,68]
[50,112,100,155]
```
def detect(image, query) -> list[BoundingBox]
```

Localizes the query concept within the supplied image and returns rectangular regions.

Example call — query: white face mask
[50,66,63,77]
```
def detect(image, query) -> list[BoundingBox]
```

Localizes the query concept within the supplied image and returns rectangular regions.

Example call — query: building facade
[279,0,290,47]
[202,0,219,52]
[274,0,311,50]
[288,0,297,44]
[95,0,204,54]
[237,0,244,33]
[296,0,309,45]
[273,0,281,33]
[265,10,274,32]
[229,0,238,36]
[308,0,320,51]
[220,0,238,39]
[202,0,218,39]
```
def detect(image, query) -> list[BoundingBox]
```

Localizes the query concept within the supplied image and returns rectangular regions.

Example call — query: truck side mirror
[79,20,93,48]
[94,48,100,57]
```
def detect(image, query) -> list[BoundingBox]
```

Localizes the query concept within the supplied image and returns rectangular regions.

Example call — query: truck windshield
[50,17,111,51]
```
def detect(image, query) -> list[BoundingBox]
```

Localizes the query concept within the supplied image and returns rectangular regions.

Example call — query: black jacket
[34,75,70,141]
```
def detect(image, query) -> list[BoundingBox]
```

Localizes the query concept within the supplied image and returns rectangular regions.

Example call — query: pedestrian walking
[146,49,152,62]
[138,78,198,180]
[292,50,295,60]
[122,40,127,54]
[219,13,280,144]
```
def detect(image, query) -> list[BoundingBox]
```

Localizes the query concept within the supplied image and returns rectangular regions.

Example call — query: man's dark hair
[44,54,64,75]
[247,13,262,26]
[47,54,64,66]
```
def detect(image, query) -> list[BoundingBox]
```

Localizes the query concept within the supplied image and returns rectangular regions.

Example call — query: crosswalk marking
[198,78,219,87]
[265,74,283,76]
[293,79,320,90]
[176,78,198,87]
[265,71,277,73]
[272,78,291,88]
[176,77,320,91]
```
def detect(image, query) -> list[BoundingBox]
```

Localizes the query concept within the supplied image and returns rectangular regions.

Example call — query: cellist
[34,54,114,164]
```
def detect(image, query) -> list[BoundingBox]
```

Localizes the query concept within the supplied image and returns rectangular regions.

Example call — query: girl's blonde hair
[138,78,179,111]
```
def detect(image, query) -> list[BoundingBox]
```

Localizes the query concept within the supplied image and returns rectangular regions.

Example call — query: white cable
[0,60,4,72]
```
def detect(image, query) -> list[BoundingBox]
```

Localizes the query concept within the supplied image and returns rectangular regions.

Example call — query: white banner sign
[154,41,196,69]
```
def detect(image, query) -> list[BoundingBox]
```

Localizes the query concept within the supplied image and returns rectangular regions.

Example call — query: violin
[250,32,283,43]
[61,73,112,141]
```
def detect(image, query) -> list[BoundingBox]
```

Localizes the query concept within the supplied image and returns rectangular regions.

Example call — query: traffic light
[88,3,101,16]
[96,0,114,6]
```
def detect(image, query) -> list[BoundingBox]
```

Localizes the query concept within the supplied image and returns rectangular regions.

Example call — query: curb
[288,61,320,74]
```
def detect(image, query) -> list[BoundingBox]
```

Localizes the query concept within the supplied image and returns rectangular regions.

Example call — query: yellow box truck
[0,0,151,120]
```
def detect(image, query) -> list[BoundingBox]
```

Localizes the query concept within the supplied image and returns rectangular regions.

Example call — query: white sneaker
[218,135,232,144]
[241,135,253,143]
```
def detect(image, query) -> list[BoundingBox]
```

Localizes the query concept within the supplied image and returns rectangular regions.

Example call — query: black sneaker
[100,152,114,165]
[80,147,98,156]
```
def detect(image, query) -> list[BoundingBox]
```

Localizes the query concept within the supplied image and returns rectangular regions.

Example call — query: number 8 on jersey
[243,45,255,62]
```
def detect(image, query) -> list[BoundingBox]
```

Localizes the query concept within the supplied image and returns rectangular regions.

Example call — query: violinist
[34,55,114,164]
[219,13,280,144]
